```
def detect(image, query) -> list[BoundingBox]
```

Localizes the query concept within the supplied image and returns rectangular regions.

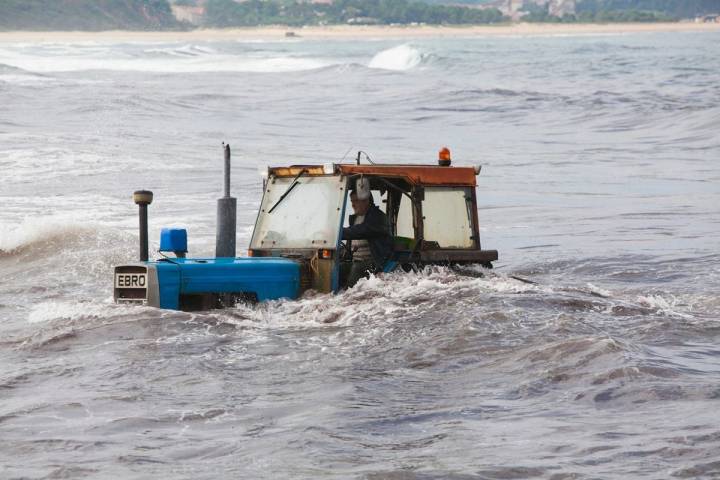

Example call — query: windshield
[250,175,346,250]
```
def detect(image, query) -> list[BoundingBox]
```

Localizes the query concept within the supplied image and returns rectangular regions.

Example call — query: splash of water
[368,44,424,71]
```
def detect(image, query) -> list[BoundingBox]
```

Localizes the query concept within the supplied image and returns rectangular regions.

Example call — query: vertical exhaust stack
[133,190,153,262]
[215,143,237,258]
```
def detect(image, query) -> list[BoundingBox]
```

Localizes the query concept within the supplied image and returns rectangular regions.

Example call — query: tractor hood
[114,257,301,310]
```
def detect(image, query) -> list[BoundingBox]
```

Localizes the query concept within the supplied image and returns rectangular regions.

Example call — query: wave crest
[0,217,128,260]
[368,44,425,71]
[0,218,95,257]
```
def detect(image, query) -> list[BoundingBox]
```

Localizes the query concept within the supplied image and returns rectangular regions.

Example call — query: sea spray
[368,44,425,71]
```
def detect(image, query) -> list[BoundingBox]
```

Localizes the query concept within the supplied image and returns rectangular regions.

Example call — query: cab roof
[268,164,478,187]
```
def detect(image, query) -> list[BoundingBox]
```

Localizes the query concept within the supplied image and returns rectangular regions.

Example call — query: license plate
[115,273,147,289]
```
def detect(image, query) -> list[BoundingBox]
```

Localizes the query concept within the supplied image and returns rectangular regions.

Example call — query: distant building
[171,5,205,25]
[487,0,576,20]
[479,0,522,20]
[697,14,719,23]
[346,16,381,25]
[548,0,575,17]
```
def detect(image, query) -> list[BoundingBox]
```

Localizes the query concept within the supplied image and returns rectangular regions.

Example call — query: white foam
[0,73,57,85]
[143,44,217,57]
[368,44,424,71]
[27,301,118,324]
[0,46,332,73]
[587,282,613,298]
[637,294,694,319]
[0,216,97,254]
[216,266,543,332]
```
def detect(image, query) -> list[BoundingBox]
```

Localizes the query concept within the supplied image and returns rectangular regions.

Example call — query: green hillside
[203,0,506,27]
[576,0,720,17]
[418,0,496,4]
[0,0,716,31]
[519,0,719,22]
[0,0,181,31]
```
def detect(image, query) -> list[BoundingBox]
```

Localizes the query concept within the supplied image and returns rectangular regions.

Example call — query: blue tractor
[113,146,497,310]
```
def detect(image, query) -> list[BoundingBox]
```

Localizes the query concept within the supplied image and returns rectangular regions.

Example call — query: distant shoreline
[1,22,718,42]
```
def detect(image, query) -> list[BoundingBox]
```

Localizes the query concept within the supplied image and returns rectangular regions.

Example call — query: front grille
[114,265,148,303]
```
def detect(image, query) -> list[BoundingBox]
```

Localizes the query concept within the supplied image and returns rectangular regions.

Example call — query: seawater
[0,32,719,479]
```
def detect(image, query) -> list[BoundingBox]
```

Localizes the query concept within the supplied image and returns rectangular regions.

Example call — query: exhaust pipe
[133,190,153,262]
[215,143,237,258]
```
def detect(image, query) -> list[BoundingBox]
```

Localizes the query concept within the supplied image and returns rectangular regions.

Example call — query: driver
[342,178,393,287]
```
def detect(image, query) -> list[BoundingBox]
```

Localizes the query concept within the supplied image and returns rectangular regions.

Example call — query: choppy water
[1,32,719,479]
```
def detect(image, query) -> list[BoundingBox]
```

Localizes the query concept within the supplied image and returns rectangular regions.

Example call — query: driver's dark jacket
[342,205,393,270]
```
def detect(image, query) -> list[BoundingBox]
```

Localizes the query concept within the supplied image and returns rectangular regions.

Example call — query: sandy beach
[0,22,718,43]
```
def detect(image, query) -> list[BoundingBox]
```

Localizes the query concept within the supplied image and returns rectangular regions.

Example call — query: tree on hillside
[0,0,181,31]
[576,0,719,17]
[204,0,506,26]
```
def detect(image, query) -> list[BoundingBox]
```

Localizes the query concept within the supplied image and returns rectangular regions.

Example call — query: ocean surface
[1,31,719,479]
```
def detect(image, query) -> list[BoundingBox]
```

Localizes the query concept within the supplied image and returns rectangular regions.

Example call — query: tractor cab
[249,161,498,294]
[113,147,497,311]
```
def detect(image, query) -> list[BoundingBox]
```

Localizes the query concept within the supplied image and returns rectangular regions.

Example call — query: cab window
[422,187,474,248]
[342,189,386,227]
[395,194,414,239]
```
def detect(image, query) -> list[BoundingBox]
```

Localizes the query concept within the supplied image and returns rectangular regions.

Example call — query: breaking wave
[0,61,52,85]
[0,48,333,73]
[0,62,25,73]
[142,44,218,57]
[0,217,99,256]
[0,216,132,273]
[368,44,425,71]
